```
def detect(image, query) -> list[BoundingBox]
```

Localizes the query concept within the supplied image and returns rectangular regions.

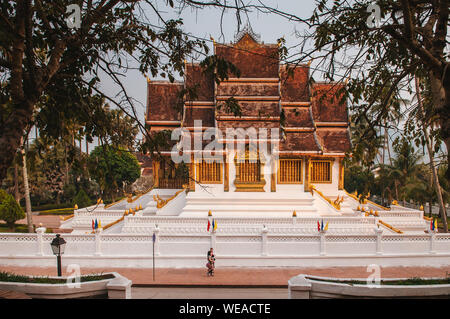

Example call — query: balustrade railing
[158,177,188,189]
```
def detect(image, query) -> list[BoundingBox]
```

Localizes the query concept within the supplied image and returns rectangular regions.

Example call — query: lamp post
[50,234,66,277]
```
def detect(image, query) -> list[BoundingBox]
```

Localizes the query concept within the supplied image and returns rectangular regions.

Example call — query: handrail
[59,214,74,221]
[311,185,341,210]
[363,208,379,217]
[99,208,139,232]
[104,197,126,209]
[378,220,403,234]
[153,188,186,209]
[344,189,390,211]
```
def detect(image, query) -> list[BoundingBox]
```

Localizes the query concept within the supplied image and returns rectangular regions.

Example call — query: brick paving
[16,214,62,230]
[0,266,448,286]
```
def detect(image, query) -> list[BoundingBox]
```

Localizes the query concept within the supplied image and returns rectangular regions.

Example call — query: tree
[0,0,243,184]
[272,0,449,184]
[88,145,140,201]
[72,189,91,209]
[0,189,25,231]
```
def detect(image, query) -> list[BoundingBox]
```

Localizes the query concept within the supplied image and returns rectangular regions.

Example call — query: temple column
[271,156,276,192]
[304,157,311,192]
[224,154,229,192]
[189,155,195,191]
[152,159,160,188]
[338,158,344,190]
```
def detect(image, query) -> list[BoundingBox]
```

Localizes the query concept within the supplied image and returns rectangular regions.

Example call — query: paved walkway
[16,214,62,230]
[132,287,288,299]
[0,266,448,286]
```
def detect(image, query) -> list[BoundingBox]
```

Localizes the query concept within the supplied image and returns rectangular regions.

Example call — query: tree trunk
[14,162,20,203]
[416,76,448,232]
[429,70,450,185]
[21,146,33,233]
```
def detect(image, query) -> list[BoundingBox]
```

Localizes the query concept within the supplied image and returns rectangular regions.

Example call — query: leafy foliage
[0,189,25,230]
[88,146,140,200]
[72,189,92,209]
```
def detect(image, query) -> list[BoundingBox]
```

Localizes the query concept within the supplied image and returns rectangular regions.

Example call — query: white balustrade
[1,230,449,268]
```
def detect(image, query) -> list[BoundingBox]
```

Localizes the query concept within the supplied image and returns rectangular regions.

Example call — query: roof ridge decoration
[234,22,261,44]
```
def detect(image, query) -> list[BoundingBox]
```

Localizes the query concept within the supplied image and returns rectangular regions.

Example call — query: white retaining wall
[0,228,449,268]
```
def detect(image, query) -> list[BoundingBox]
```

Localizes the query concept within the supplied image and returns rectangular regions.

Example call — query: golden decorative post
[271,158,276,192]
[224,155,229,192]
[338,158,344,190]
[153,160,160,188]
[304,157,311,192]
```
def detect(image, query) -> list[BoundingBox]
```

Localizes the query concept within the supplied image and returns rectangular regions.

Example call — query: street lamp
[50,234,66,277]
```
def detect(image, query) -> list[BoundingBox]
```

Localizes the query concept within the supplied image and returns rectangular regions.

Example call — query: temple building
[144,29,351,207]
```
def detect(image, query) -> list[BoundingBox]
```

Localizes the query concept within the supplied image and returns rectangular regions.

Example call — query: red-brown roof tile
[311,83,348,123]
[215,36,279,78]
[147,82,183,122]
[185,63,214,101]
[280,64,310,102]
[282,107,314,128]
[280,132,321,152]
[316,128,351,153]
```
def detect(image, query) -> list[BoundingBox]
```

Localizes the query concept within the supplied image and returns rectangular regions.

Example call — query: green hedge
[38,208,74,215]
[0,271,115,284]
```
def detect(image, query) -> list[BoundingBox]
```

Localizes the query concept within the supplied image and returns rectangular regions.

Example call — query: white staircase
[180,191,326,217]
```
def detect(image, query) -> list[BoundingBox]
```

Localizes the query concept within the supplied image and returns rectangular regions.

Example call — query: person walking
[206,248,215,276]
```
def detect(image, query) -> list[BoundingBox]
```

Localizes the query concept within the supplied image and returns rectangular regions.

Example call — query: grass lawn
[0,223,53,233]
[0,271,115,284]
[309,276,450,286]
[0,223,29,233]
[37,207,74,215]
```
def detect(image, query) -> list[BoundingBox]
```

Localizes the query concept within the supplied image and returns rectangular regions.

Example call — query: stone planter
[0,272,131,299]
[289,274,450,299]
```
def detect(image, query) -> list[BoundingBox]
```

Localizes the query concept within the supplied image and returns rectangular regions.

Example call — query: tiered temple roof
[144,31,351,168]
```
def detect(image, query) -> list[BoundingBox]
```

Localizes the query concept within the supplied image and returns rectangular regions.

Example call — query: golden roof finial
[293,210,297,217]
[74,204,78,209]
[146,76,151,84]
[208,210,212,216]
[210,35,216,46]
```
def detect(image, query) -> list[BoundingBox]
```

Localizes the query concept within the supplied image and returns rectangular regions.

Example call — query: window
[311,160,332,183]
[238,159,262,182]
[278,159,302,184]
[197,160,222,183]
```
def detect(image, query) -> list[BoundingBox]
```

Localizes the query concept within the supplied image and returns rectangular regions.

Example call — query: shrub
[0,189,25,230]
[72,189,91,208]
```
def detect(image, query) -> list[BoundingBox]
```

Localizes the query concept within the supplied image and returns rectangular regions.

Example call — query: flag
[317,221,320,231]
[207,219,211,232]
[212,219,215,232]
[95,219,98,229]
[92,219,95,230]
[324,221,329,231]
[98,220,102,228]
[434,219,438,231]
[213,219,217,231]
[431,219,434,231]
[321,219,324,231]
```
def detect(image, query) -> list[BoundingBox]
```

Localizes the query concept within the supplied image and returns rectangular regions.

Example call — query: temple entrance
[234,149,266,192]
[154,158,189,189]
